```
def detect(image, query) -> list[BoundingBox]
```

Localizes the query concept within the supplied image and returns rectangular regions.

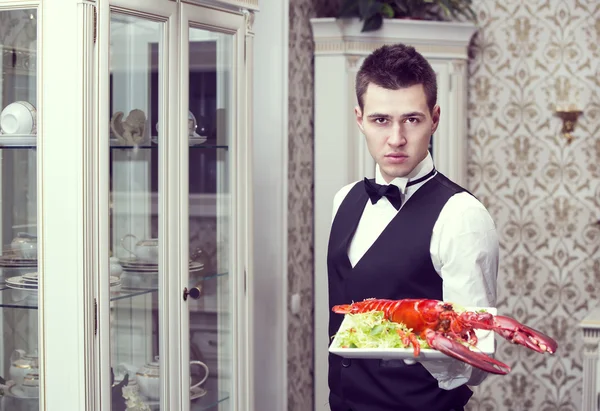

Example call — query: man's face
[355,83,440,183]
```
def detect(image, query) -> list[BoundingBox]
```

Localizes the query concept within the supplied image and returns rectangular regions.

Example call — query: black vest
[327,172,472,411]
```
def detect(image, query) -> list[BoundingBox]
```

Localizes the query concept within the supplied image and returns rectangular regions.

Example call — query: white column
[252,1,288,410]
[580,308,600,411]
[582,331,599,411]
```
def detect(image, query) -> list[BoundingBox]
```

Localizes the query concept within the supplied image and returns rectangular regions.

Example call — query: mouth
[384,153,408,164]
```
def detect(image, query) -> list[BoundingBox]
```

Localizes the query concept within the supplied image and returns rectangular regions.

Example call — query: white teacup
[136,356,209,401]
[120,234,158,263]
[0,101,37,135]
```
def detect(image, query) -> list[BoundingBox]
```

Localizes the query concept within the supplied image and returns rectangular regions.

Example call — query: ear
[431,105,440,134]
[355,106,365,133]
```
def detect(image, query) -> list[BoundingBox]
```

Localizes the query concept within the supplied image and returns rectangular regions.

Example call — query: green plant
[337,0,477,32]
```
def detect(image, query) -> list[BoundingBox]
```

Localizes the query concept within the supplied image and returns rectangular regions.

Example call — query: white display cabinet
[310,17,476,410]
[0,1,257,410]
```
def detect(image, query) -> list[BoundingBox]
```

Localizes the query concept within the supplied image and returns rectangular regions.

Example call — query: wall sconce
[555,105,583,144]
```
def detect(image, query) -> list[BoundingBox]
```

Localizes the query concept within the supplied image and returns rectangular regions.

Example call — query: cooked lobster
[332,298,558,375]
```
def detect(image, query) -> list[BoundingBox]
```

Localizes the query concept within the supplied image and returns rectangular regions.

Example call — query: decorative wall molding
[243,9,255,35]
[312,17,476,59]
[210,0,259,11]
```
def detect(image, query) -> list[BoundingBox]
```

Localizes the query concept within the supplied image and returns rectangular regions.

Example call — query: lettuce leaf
[333,311,430,349]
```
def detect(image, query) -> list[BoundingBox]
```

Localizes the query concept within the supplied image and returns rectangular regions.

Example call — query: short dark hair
[355,43,437,113]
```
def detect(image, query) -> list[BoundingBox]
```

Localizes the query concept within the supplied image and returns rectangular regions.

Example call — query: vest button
[341,358,351,368]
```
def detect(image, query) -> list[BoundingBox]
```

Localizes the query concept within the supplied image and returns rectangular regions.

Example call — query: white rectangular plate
[329,306,497,360]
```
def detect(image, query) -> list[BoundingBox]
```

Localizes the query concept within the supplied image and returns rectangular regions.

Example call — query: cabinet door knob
[183,284,203,301]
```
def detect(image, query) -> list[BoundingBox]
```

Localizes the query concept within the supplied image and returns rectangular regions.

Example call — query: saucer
[140,386,206,405]
[190,385,207,400]
[5,381,38,399]
[189,133,207,145]
[150,134,207,146]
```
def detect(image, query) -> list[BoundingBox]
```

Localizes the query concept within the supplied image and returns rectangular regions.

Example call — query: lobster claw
[492,315,558,354]
[424,330,511,375]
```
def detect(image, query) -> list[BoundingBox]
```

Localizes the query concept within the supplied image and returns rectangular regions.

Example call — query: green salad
[333,311,430,349]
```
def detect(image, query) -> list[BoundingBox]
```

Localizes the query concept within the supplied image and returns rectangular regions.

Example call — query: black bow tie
[364,178,402,210]
[363,168,437,210]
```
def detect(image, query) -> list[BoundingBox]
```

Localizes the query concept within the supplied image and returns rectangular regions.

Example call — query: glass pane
[0,8,40,408]
[187,27,233,411]
[108,13,162,410]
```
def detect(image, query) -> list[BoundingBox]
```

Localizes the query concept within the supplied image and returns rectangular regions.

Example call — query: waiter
[327,43,499,411]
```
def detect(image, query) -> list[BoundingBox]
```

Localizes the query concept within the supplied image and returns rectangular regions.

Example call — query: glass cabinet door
[181,5,244,411]
[0,6,40,410]
[107,10,166,410]
[103,3,247,410]
[185,26,234,411]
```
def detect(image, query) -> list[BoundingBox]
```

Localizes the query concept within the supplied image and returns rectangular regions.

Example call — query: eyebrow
[366,111,426,119]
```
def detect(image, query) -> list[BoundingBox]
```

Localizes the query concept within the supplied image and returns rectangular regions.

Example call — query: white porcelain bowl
[0,101,37,135]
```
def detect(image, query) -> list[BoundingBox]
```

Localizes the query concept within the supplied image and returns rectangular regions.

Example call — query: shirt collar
[375,152,434,194]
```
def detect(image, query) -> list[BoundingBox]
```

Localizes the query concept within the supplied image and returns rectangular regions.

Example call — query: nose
[387,123,406,147]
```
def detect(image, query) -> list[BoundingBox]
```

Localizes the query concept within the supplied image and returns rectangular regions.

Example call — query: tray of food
[329,300,496,361]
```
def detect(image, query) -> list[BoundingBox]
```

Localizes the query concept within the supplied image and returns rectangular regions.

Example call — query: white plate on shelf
[5,382,38,399]
[189,135,207,145]
[0,134,37,146]
[329,306,496,361]
[0,255,37,267]
[3,275,120,290]
[151,135,207,146]
[21,276,38,285]
[118,258,158,267]
[22,272,39,281]
[119,259,203,273]
[5,275,39,290]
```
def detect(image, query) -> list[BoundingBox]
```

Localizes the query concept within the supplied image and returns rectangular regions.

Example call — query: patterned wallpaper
[288,0,599,410]
[465,1,599,410]
[288,1,342,410]
[288,1,317,410]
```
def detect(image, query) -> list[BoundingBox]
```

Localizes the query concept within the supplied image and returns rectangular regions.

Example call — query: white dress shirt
[331,153,499,390]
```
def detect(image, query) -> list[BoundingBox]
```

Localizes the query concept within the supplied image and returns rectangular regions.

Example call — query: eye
[404,117,420,124]
[373,117,388,124]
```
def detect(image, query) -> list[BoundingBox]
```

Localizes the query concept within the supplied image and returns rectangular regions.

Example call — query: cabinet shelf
[0,145,36,149]
[0,286,156,309]
[110,144,229,150]
[0,144,230,150]
[0,272,228,309]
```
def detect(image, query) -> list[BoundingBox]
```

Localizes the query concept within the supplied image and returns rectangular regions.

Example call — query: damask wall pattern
[288,1,318,410]
[287,0,599,410]
[465,1,599,410]
[287,1,342,410]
